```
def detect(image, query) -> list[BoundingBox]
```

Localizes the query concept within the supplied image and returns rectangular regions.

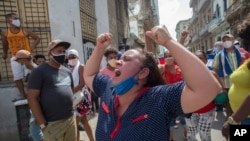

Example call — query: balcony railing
[225,0,248,18]
[199,24,208,36]
[208,17,222,32]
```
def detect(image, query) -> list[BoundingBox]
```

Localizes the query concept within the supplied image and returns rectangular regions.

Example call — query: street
[80,111,227,141]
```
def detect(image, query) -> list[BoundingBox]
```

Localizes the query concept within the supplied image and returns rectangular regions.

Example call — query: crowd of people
[1,11,250,141]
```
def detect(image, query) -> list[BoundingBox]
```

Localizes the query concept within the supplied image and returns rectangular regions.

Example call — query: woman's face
[112,49,142,85]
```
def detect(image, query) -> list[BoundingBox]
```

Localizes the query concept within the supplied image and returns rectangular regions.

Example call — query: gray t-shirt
[28,63,74,122]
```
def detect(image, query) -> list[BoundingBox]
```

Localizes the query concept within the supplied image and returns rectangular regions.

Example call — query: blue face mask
[113,70,141,95]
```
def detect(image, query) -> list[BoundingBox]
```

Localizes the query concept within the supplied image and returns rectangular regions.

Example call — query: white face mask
[223,41,233,48]
[68,58,78,66]
[12,19,21,27]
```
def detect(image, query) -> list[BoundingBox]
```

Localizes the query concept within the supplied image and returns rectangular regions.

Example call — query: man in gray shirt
[28,39,77,141]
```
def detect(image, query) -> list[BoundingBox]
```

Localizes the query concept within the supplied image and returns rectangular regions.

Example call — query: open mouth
[114,69,121,77]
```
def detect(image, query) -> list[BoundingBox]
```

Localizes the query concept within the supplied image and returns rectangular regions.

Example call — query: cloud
[158,0,192,40]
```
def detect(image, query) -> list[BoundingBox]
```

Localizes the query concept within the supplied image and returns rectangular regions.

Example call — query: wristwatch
[227,116,238,125]
[40,122,48,129]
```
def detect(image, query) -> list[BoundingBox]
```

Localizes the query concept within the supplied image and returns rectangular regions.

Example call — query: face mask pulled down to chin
[113,69,141,95]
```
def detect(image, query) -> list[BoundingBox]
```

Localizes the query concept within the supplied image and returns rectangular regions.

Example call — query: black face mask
[51,53,66,64]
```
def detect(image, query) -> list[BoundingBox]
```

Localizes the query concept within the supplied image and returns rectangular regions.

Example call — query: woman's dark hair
[135,48,166,87]
[104,47,118,58]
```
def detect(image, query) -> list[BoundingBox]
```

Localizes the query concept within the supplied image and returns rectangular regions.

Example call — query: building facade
[107,0,129,47]
[188,0,213,52]
[175,19,191,46]
[188,0,250,52]
[127,0,159,53]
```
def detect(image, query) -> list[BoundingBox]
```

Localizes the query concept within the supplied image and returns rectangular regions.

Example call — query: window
[115,0,122,20]
[79,0,97,43]
[216,4,221,18]
[223,0,227,11]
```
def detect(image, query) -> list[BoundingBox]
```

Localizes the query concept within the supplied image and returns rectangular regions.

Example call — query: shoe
[173,125,178,129]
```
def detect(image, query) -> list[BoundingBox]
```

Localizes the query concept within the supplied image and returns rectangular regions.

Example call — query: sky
[158,0,192,40]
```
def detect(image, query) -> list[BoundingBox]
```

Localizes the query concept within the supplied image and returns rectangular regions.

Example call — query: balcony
[208,18,223,32]
[190,11,198,24]
[225,0,250,20]
[199,24,208,36]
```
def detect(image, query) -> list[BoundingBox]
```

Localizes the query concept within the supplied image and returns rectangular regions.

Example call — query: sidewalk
[80,114,98,141]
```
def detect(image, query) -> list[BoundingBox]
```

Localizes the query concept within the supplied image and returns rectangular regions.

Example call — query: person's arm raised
[83,33,112,92]
[146,25,221,113]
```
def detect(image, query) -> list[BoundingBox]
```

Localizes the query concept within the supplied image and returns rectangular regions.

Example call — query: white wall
[95,0,110,68]
[95,0,110,36]
[47,0,84,62]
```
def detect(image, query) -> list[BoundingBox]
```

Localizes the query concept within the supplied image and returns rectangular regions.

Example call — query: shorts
[29,121,43,141]
[10,56,30,80]
[43,115,77,141]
